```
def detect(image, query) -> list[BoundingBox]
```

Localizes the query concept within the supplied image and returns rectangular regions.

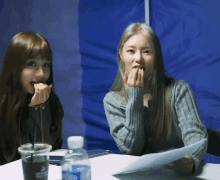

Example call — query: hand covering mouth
[133,66,145,71]
[30,81,44,85]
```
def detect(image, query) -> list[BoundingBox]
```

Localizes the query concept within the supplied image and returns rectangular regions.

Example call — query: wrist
[29,99,49,107]
[186,155,194,173]
[125,87,144,99]
[29,102,38,107]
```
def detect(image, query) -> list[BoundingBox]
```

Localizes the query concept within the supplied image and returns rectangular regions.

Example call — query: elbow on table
[117,142,144,156]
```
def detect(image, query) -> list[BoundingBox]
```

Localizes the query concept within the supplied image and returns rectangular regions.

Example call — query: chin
[26,89,34,94]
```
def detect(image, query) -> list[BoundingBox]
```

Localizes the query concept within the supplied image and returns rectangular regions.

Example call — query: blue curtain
[150,0,220,163]
[79,0,145,153]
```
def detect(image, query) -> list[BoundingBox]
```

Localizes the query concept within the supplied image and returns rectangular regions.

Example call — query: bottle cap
[67,136,84,149]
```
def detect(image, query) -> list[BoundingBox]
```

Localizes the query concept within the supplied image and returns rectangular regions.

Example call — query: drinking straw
[29,126,37,162]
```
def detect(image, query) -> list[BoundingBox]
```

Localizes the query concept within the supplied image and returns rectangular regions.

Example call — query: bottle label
[62,165,86,180]
[62,165,91,180]
[62,171,80,180]
[72,165,85,173]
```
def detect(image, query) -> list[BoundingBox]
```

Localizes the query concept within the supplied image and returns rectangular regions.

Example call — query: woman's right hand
[122,68,144,90]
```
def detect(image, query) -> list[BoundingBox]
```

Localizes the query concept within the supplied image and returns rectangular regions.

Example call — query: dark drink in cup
[22,157,49,180]
[18,143,52,180]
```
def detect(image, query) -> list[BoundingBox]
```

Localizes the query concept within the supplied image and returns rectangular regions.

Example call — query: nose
[35,67,45,78]
[134,51,142,62]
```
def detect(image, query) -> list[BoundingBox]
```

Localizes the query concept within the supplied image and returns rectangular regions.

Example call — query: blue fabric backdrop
[1,0,220,164]
[79,0,145,153]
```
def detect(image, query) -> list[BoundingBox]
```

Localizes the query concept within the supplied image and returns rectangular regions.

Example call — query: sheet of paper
[112,138,207,175]
[48,165,62,180]
[196,163,220,180]
[90,154,140,180]
[49,149,68,156]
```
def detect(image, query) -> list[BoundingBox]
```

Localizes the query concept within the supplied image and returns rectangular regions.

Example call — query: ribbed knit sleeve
[173,80,208,173]
[103,87,145,155]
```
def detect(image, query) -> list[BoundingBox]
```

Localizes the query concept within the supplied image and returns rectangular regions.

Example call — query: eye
[127,49,134,53]
[144,50,149,54]
[44,63,50,68]
[28,62,36,66]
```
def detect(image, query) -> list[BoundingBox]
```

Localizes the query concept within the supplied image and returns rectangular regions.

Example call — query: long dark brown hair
[0,32,63,164]
[110,23,173,142]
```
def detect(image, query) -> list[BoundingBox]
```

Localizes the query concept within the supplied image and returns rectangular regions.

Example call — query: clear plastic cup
[18,143,52,180]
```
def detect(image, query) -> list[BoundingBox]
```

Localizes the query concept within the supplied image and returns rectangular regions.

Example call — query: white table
[1,150,220,180]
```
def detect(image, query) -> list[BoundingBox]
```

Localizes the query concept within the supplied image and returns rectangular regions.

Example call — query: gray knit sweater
[103,78,208,173]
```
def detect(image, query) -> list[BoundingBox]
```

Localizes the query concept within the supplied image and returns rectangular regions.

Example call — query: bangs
[27,37,52,62]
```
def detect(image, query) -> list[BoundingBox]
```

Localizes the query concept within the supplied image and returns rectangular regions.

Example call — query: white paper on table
[49,149,68,156]
[48,165,62,180]
[112,138,207,175]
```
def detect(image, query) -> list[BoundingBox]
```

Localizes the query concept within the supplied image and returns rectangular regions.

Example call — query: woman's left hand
[30,83,52,106]
[170,155,194,174]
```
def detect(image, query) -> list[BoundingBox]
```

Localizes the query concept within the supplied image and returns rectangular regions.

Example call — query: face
[121,33,154,77]
[21,54,51,94]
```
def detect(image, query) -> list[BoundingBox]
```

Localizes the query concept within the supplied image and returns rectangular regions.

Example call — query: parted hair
[0,32,63,164]
[110,23,173,142]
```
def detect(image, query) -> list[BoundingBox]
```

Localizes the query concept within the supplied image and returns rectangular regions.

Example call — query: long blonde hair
[110,23,173,142]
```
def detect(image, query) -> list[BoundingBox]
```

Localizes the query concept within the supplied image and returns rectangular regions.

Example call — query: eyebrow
[27,59,50,63]
[126,46,150,49]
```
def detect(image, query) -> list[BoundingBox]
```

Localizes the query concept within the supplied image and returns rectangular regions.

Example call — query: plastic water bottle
[61,136,91,180]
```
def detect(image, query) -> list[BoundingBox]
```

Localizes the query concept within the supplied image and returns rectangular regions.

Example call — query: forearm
[179,114,208,173]
[175,80,208,173]
[189,136,208,173]
[111,103,145,155]
[104,87,145,155]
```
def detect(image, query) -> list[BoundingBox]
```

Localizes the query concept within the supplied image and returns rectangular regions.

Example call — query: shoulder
[171,79,192,93]
[170,78,195,101]
[104,91,121,103]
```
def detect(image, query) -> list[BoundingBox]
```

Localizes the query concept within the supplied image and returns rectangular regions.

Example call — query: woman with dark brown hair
[103,23,208,174]
[0,32,64,165]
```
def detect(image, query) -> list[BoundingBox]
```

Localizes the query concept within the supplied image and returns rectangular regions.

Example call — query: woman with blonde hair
[103,23,207,174]
[0,32,64,165]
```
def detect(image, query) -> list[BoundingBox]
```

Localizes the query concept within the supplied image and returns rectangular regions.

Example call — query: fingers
[35,83,45,100]
[128,68,137,83]
[132,68,138,81]
[171,157,194,174]
[137,69,142,87]
[141,68,144,87]
[32,83,52,105]
[34,84,39,95]
[127,68,144,88]
[35,84,43,102]
[185,155,191,160]
[33,84,40,104]
[43,84,52,100]
[47,84,52,98]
